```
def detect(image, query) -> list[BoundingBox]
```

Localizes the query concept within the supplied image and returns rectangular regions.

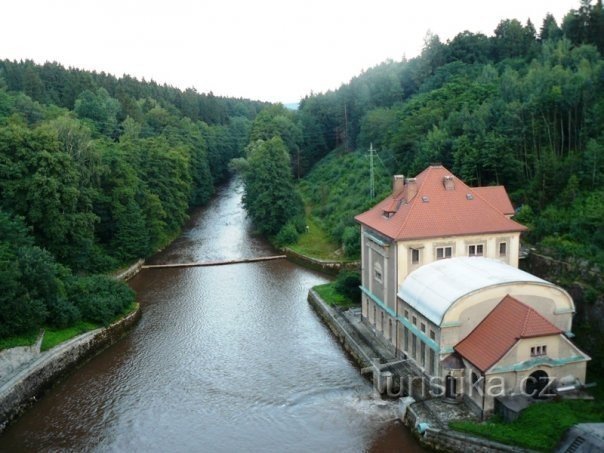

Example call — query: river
[0,179,422,452]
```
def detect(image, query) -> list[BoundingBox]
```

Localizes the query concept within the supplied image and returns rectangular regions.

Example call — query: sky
[1,0,582,103]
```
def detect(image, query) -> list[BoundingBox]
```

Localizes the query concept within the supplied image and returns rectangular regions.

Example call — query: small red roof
[454,295,562,373]
[355,165,526,240]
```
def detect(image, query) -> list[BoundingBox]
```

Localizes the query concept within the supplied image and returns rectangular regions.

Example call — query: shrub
[276,222,300,247]
[342,226,361,258]
[67,275,135,326]
[334,270,361,303]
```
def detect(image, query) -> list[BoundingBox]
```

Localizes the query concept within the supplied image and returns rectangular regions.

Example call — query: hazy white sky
[1,0,580,103]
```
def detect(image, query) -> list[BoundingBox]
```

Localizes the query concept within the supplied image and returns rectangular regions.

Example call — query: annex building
[355,165,589,416]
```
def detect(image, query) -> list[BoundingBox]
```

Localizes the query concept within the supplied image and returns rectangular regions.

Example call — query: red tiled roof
[354,165,526,240]
[454,295,562,373]
[473,186,515,216]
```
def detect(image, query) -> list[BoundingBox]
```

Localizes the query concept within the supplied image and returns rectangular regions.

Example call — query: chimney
[443,175,455,191]
[393,175,405,197]
[406,178,418,201]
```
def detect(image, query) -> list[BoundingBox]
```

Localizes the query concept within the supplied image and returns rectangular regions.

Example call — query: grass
[313,282,359,308]
[0,302,139,353]
[0,331,39,350]
[450,397,604,451]
[41,321,100,351]
[288,214,344,261]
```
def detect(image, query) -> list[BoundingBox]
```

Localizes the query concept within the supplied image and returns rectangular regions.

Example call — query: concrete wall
[0,307,141,433]
[284,248,359,276]
[114,259,144,281]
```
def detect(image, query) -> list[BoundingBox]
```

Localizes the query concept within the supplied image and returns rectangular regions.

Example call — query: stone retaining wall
[0,306,141,433]
[285,248,359,276]
[307,289,372,369]
[403,404,532,452]
[114,259,145,281]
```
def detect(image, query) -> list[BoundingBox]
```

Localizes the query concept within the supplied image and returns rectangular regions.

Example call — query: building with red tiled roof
[354,166,589,417]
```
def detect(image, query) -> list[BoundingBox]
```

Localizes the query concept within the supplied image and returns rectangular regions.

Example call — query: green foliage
[241,137,304,235]
[313,282,357,308]
[450,399,604,451]
[40,320,99,351]
[287,215,342,261]
[67,275,135,326]
[275,222,299,247]
[334,271,361,304]
[298,149,390,252]
[0,60,262,342]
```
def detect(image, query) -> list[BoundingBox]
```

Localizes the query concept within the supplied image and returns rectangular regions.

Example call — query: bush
[275,222,300,247]
[67,275,135,326]
[342,226,361,258]
[334,270,361,303]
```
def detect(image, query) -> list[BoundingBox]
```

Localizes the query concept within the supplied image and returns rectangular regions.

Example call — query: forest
[277,1,604,268]
[0,60,264,339]
[2,1,604,343]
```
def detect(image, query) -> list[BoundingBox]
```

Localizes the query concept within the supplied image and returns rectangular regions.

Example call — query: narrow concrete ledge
[0,306,141,433]
[285,248,359,275]
[114,259,145,281]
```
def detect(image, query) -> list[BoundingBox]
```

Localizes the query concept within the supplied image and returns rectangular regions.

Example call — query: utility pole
[369,143,375,200]
[344,103,349,152]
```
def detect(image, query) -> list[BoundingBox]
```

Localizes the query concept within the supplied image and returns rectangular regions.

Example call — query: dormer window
[422,196,429,203]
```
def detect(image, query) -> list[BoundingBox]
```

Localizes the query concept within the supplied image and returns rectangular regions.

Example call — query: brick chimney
[406,178,418,201]
[393,175,405,197]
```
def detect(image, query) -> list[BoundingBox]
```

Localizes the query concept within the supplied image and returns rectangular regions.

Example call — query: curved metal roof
[397,257,549,325]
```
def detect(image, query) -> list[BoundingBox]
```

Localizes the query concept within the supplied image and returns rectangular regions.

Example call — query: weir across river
[141,255,287,269]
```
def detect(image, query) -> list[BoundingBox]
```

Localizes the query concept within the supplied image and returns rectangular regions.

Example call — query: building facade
[355,165,589,416]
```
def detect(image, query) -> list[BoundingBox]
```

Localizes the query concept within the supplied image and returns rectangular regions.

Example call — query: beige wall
[396,232,521,286]
[440,283,575,345]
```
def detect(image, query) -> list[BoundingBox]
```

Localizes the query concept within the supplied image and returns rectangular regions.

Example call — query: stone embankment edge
[307,289,373,369]
[404,404,534,452]
[0,306,141,433]
[114,258,145,281]
[284,248,359,276]
[307,289,534,453]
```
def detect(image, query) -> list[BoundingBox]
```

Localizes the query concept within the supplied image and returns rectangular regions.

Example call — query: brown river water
[0,178,423,452]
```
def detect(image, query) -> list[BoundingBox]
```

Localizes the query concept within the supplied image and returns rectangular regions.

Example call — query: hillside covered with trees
[284,1,604,267]
[0,60,264,340]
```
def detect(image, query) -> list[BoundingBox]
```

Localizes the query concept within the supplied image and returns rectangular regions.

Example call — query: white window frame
[498,241,508,257]
[468,243,484,257]
[436,246,453,260]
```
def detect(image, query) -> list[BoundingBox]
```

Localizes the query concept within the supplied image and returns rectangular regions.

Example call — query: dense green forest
[282,1,603,265]
[0,60,264,339]
[2,1,604,343]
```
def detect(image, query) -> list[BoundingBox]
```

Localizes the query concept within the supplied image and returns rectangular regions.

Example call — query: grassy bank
[288,215,343,261]
[450,396,604,451]
[0,302,139,353]
[313,282,359,309]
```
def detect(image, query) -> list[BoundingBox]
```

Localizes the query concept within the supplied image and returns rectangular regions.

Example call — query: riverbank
[0,305,141,433]
[283,247,358,275]
[307,289,531,452]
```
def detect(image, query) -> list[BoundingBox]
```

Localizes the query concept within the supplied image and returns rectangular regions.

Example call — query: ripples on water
[0,179,423,452]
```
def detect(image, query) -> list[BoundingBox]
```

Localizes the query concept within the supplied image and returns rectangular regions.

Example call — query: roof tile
[454,295,562,373]
[355,165,526,240]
